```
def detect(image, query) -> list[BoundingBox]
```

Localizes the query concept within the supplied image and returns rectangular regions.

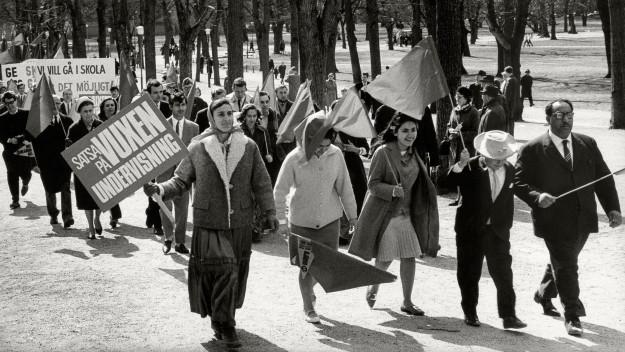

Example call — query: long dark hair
[371,112,419,154]
[98,97,118,121]
[239,103,261,124]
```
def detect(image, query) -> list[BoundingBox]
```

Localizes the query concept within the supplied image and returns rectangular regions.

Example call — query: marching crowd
[0,64,622,349]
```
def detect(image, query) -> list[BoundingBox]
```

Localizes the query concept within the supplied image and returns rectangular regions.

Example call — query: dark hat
[504,66,513,74]
[477,70,487,76]
[182,77,193,85]
[480,85,500,97]
[456,86,472,100]
[525,69,530,73]
[480,75,496,83]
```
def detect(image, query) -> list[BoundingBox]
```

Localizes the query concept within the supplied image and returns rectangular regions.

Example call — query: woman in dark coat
[349,113,439,316]
[97,97,122,227]
[67,98,103,239]
[446,86,480,205]
[239,103,274,180]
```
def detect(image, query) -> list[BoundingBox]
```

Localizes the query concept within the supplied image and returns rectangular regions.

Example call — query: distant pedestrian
[324,73,337,108]
[278,62,287,84]
[285,67,300,102]
[520,69,534,107]
[469,70,486,109]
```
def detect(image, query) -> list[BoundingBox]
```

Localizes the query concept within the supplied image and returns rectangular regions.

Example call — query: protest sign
[1,58,115,101]
[61,95,189,211]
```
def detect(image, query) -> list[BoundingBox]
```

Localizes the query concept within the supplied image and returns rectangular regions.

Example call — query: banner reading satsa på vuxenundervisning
[61,95,188,211]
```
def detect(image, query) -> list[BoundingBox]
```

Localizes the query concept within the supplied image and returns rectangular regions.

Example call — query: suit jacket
[195,108,210,133]
[514,132,621,239]
[16,94,27,108]
[0,109,30,157]
[59,100,75,119]
[160,132,275,230]
[275,99,293,124]
[469,83,483,109]
[188,96,208,123]
[520,75,533,96]
[31,115,74,193]
[157,101,172,118]
[478,100,507,133]
[225,92,253,112]
[157,117,199,182]
[441,157,515,240]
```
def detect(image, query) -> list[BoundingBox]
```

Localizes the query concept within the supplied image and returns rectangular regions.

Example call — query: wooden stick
[556,167,625,200]
[152,194,175,223]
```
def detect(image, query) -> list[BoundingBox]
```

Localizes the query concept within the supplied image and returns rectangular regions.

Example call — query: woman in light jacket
[275,113,357,324]
[349,112,439,316]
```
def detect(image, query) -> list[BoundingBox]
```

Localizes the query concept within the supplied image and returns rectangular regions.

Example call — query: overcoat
[349,141,439,260]
[31,116,73,193]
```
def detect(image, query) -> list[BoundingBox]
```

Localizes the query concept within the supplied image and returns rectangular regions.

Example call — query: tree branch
[485,0,511,50]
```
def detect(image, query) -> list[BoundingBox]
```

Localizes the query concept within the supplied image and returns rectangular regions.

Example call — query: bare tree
[597,0,610,78]
[296,0,341,103]
[112,0,134,59]
[410,0,423,47]
[65,0,87,58]
[250,0,272,81]
[211,6,222,86]
[366,0,381,78]
[466,0,482,44]
[549,0,558,40]
[289,0,300,70]
[227,0,245,83]
[609,0,625,128]
[273,0,288,54]
[344,0,362,83]
[174,0,212,81]
[96,0,108,58]
[142,0,157,80]
[162,0,173,67]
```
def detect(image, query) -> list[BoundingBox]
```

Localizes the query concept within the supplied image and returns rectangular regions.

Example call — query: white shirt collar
[548,129,572,146]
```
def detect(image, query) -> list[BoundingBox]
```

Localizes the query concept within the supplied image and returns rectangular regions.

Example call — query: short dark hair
[2,91,16,103]
[210,98,233,115]
[17,83,25,89]
[259,91,269,99]
[545,99,573,117]
[275,84,288,93]
[146,79,162,94]
[211,87,226,99]
[169,91,187,107]
[456,86,472,103]
[110,86,119,92]
[232,77,246,88]
[182,77,193,86]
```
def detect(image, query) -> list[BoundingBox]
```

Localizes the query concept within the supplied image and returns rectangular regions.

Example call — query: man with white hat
[441,130,526,330]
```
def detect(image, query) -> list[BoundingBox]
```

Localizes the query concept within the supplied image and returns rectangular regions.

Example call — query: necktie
[491,170,500,201]
[562,140,573,170]
[175,121,180,136]
[238,99,242,110]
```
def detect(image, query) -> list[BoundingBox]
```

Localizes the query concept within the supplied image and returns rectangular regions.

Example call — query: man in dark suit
[30,94,74,227]
[195,87,227,133]
[274,85,292,125]
[501,66,519,135]
[520,69,534,107]
[0,92,32,209]
[58,88,75,120]
[278,62,287,84]
[442,130,526,330]
[469,70,486,109]
[16,83,27,108]
[181,77,207,122]
[110,86,120,107]
[157,91,199,255]
[478,86,507,133]
[514,99,622,336]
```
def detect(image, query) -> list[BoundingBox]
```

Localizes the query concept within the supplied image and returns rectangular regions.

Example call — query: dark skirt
[74,174,99,210]
[188,225,252,326]
[288,219,340,263]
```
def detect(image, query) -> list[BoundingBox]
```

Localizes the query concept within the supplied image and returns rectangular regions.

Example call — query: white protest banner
[1,58,115,100]
[61,95,189,211]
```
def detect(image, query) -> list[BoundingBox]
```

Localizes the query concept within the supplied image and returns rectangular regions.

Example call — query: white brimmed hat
[473,130,517,160]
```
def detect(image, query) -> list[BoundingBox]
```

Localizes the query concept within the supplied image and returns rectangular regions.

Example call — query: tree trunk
[143,0,157,80]
[195,34,202,81]
[461,6,471,57]
[411,0,423,47]
[582,13,588,26]
[366,0,381,78]
[227,0,245,83]
[564,0,570,32]
[273,20,285,54]
[112,0,134,59]
[211,24,221,86]
[340,18,347,49]
[69,0,87,58]
[550,2,558,40]
[296,0,341,104]
[609,0,625,128]
[253,0,272,82]
[423,0,436,42]
[568,13,577,33]
[598,0,611,78]
[539,1,550,37]
[162,0,172,66]
[345,0,362,83]
[436,0,463,175]
[326,27,339,74]
[384,21,394,50]
[96,0,108,58]
[174,0,212,81]
[289,0,300,70]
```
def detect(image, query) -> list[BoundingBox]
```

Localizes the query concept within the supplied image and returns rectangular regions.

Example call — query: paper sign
[61,95,189,211]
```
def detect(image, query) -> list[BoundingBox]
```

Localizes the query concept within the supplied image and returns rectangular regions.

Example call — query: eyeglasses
[553,112,574,120]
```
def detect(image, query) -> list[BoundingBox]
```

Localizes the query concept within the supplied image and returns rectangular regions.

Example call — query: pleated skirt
[376,215,422,261]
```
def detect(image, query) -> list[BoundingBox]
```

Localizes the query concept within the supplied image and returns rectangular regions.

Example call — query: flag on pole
[53,35,66,59]
[289,233,397,293]
[6,79,18,93]
[262,69,276,111]
[30,33,44,46]
[184,80,197,121]
[276,81,314,143]
[23,90,34,110]
[48,75,56,95]
[364,36,450,120]
[252,85,260,107]
[327,86,377,138]
[0,49,14,64]
[165,64,178,86]
[21,45,30,61]
[26,72,55,138]
[13,33,24,46]
[118,51,140,109]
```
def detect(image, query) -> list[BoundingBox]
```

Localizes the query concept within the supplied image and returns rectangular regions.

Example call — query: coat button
[316,225,320,228]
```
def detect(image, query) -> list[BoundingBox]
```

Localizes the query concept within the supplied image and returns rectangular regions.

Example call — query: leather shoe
[534,291,561,316]
[503,316,527,329]
[401,305,425,316]
[211,321,223,340]
[366,291,377,308]
[154,227,164,235]
[63,219,74,228]
[50,217,59,225]
[9,202,20,209]
[448,200,459,206]
[162,240,172,254]
[175,243,190,254]
[565,319,583,336]
[221,327,242,349]
[464,314,481,327]
[21,184,29,196]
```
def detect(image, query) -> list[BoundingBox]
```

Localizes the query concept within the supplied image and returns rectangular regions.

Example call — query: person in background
[67,98,103,239]
[478,86,507,134]
[349,113,439,317]
[275,114,357,324]
[258,91,280,185]
[501,66,519,135]
[285,67,300,102]
[195,88,227,133]
[96,97,123,228]
[226,77,253,112]
[0,92,32,209]
[59,88,74,120]
[278,62,287,84]
[469,70,486,109]
[520,69,534,107]
[144,98,278,349]
[181,77,207,123]
[110,86,120,106]
[16,83,27,108]
[324,73,338,108]
[441,130,527,330]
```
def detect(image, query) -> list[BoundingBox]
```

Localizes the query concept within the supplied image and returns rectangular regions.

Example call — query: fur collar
[202,132,248,226]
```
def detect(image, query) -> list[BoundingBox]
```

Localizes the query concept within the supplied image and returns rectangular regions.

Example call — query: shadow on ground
[201,328,290,352]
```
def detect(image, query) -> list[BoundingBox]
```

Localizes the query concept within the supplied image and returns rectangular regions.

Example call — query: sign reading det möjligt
[61,95,189,211]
